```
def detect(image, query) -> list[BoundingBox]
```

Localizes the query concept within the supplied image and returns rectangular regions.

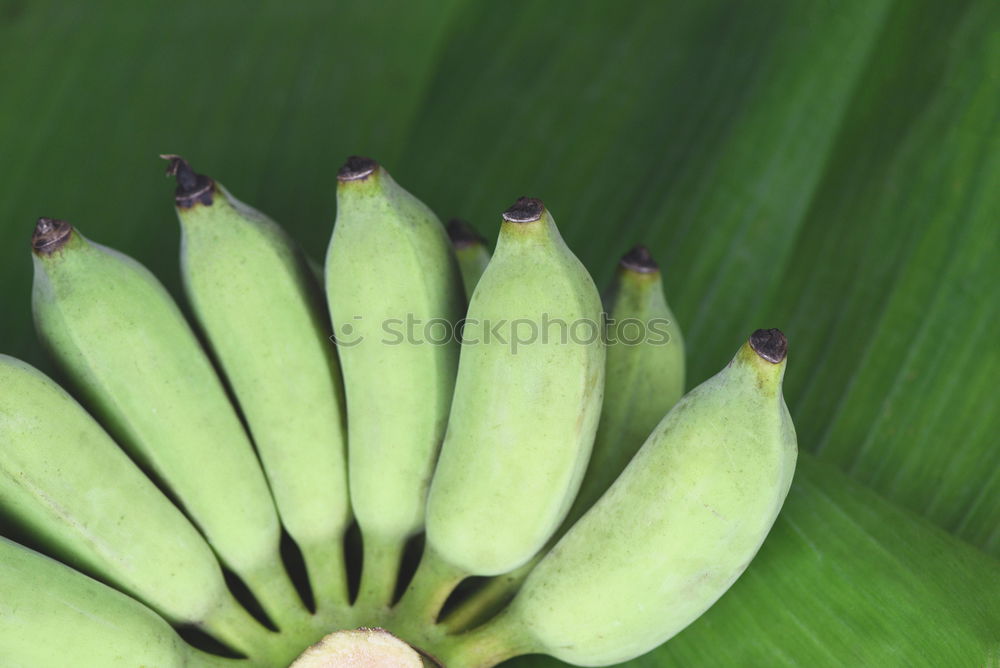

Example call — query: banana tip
[160,154,214,208]
[502,197,545,223]
[446,218,485,247]
[620,245,659,273]
[338,156,378,182]
[32,218,73,255]
[750,328,787,364]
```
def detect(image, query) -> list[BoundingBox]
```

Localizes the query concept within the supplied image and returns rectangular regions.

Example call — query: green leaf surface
[392,0,1000,553]
[1,0,997,665]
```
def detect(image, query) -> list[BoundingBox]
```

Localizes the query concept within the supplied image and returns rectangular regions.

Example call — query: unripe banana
[30,218,304,628]
[440,244,685,633]
[446,218,491,299]
[0,355,274,655]
[0,536,247,668]
[449,330,797,667]
[164,155,351,613]
[573,243,684,518]
[403,198,604,622]
[324,156,464,610]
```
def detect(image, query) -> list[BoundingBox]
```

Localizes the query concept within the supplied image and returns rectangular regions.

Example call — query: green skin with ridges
[31,229,304,632]
[0,356,276,655]
[0,537,246,668]
[489,338,797,666]
[440,259,686,633]
[175,181,352,616]
[423,206,606,578]
[324,165,464,611]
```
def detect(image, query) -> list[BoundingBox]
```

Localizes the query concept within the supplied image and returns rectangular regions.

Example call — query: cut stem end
[749,328,787,363]
[32,218,74,255]
[619,245,659,273]
[290,628,435,667]
[160,154,215,208]
[502,197,545,223]
[337,156,379,182]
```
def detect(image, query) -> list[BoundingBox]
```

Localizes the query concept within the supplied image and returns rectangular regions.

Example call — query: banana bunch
[0,155,797,667]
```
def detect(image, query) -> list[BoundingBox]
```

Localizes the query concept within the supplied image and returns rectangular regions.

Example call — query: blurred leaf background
[1,0,997,665]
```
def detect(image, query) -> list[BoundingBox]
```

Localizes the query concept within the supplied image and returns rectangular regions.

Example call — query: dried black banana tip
[620,245,659,273]
[32,218,73,255]
[160,154,214,208]
[446,218,485,247]
[750,328,788,364]
[502,197,545,223]
[337,155,378,182]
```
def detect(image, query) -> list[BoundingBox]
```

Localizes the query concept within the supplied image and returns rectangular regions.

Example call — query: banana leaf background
[1,1,998,666]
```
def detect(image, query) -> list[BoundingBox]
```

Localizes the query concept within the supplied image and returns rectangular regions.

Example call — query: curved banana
[324,156,464,610]
[0,355,277,656]
[439,244,685,632]
[446,329,798,667]
[0,536,251,668]
[165,156,351,614]
[446,218,491,299]
[401,198,605,623]
[30,218,304,629]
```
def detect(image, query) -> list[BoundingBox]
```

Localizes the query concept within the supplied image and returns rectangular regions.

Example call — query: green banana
[443,329,798,667]
[0,536,247,668]
[440,244,685,632]
[446,218,491,299]
[572,243,685,520]
[164,155,351,614]
[324,156,464,611]
[30,218,305,629]
[401,197,605,623]
[0,355,277,656]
